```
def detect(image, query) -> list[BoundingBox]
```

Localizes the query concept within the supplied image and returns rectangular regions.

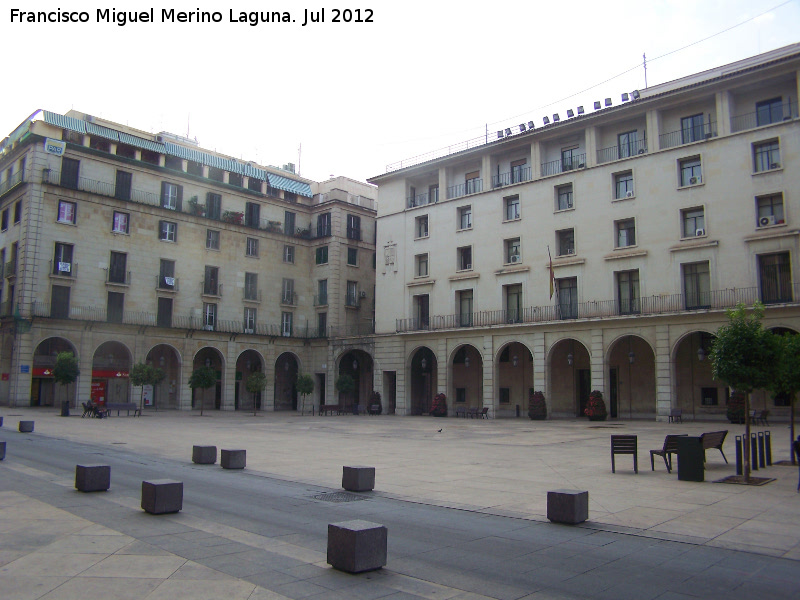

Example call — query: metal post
[765,430,772,466]
[757,431,766,468]
[735,435,743,476]
[751,432,759,471]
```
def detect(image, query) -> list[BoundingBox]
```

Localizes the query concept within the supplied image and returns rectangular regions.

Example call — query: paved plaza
[0,408,799,599]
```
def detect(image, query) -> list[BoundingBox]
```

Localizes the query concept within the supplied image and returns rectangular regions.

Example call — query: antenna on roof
[643,52,648,88]
[186,114,190,138]
[297,143,301,176]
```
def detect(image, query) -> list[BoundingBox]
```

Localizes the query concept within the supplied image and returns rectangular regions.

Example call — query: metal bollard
[735,435,743,476]
[765,430,772,466]
[757,432,766,468]
[751,432,759,471]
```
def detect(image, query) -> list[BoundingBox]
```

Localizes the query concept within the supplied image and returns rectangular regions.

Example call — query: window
[754,140,781,172]
[245,202,260,228]
[203,266,219,296]
[557,277,578,319]
[561,147,580,171]
[457,246,472,271]
[617,270,640,314]
[429,184,440,204]
[160,182,182,210]
[756,194,785,227]
[51,285,70,319]
[159,259,175,290]
[281,278,295,304]
[616,219,636,247]
[347,247,358,266]
[557,229,575,256]
[683,262,710,309]
[680,157,702,186]
[229,172,243,187]
[505,196,520,221]
[284,191,297,203]
[206,229,220,250]
[759,252,792,304]
[615,171,634,199]
[346,280,358,306]
[465,171,480,195]
[284,211,296,236]
[246,237,259,257]
[13,201,21,224]
[244,272,259,301]
[107,292,124,324]
[281,312,293,337]
[413,294,429,329]
[415,253,429,277]
[283,245,295,263]
[317,312,327,337]
[499,388,511,404]
[247,177,262,193]
[115,170,132,201]
[159,221,177,242]
[316,246,328,265]
[203,303,217,330]
[682,207,705,237]
[701,387,719,407]
[206,193,221,220]
[0,210,6,231]
[415,215,429,238]
[117,144,136,160]
[506,284,522,322]
[57,200,76,224]
[53,242,73,275]
[618,130,639,158]
[457,289,473,327]
[458,205,472,230]
[108,252,127,284]
[112,211,130,234]
[60,157,80,189]
[244,307,257,332]
[456,388,466,403]
[681,113,706,144]
[208,167,224,182]
[164,155,182,171]
[158,297,174,327]
[505,238,521,264]
[347,214,361,240]
[317,213,331,237]
[317,279,328,305]
[756,97,784,127]
[511,159,527,183]
[557,184,573,210]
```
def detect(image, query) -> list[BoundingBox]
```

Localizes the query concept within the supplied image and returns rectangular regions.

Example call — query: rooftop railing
[730,101,798,133]
[314,190,377,211]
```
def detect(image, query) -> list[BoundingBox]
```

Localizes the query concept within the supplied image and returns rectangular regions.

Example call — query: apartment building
[0,110,377,411]
[369,44,800,420]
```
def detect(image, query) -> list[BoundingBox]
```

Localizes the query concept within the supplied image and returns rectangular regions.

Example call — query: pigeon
[437,428,443,433]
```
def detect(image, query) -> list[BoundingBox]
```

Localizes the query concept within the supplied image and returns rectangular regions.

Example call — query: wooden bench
[105,402,141,417]
[611,435,638,473]
[650,434,687,473]
[700,430,728,464]
[318,404,341,415]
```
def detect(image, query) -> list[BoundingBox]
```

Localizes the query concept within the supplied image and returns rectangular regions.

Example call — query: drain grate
[313,491,367,503]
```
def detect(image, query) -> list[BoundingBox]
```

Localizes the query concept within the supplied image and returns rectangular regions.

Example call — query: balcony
[345,293,360,307]
[155,275,179,291]
[314,189,377,211]
[407,191,439,208]
[201,281,222,297]
[281,291,297,306]
[347,226,362,241]
[447,179,482,200]
[5,261,17,278]
[658,122,717,149]
[329,322,375,337]
[0,170,23,198]
[597,139,648,164]
[314,293,328,306]
[731,100,798,133]
[541,154,586,177]
[243,289,262,303]
[395,285,798,332]
[492,167,532,188]
[106,270,131,286]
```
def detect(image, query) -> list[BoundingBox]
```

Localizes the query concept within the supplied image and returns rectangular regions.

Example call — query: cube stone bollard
[327,520,387,573]
[192,445,217,464]
[18,421,34,433]
[342,466,375,492]
[141,479,183,514]
[547,489,589,525]
[75,464,111,492]
[220,449,246,469]
[0,441,5,461]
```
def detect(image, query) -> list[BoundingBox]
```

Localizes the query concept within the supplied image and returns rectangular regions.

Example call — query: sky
[2,0,799,184]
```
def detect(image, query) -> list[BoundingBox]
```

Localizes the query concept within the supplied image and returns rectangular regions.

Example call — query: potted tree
[54,351,80,417]
[335,374,356,413]
[188,366,217,416]
[245,371,267,416]
[296,373,314,415]
[584,390,608,421]
[431,392,447,417]
[528,390,547,420]
[130,363,165,413]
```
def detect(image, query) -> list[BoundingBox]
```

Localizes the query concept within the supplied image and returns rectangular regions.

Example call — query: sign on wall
[44,138,66,156]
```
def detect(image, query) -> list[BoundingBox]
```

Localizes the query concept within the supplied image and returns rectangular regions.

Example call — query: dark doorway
[609,367,619,418]
[577,369,591,417]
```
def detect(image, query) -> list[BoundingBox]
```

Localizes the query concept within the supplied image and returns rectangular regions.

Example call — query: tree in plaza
[766,331,800,465]
[129,363,166,412]
[188,366,217,416]
[245,371,267,416]
[53,351,80,410]
[296,373,314,415]
[710,303,775,480]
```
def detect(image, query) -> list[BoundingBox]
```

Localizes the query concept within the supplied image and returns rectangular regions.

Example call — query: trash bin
[61,400,70,417]
[677,436,704,482]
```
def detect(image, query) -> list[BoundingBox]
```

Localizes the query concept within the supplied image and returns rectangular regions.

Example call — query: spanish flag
[548,246,555,299]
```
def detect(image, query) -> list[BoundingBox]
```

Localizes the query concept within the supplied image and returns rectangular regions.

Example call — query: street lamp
[464,355,470,368]
[421,357,427,371]
[567,352,573,366]
[205,357,211,367]
[512,355,518,367]
[697,346,706,361]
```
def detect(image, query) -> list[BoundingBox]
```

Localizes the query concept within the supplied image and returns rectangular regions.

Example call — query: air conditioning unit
[567,248,575,255]
[770,162,781,169]
[359,290,367,298]
[510,255,521,264]
[759,215,776,227]
[689,176,702,185]
[243,328,254,334]
[695,228,706,237]
[637,149,645,155]
[577,163,585,169]
[203,325,214,331]
[625,190,634,198]
[465,263,472,269]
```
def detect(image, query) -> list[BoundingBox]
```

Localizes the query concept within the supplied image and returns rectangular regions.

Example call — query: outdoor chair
[668,408,682,423]
[81,402,92,418]
[755,410,770,426]
[650,434,688,473]
[611,435,638,473]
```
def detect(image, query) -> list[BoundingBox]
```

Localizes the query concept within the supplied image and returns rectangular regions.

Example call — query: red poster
[91,380,107,406]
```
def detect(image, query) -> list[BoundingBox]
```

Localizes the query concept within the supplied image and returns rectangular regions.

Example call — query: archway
[31,337,78,407]
[495,342,533,416]
[409,347,437,415]
[337,350,374,412]
[607,335,656,419]
[450,344,483,412]
[673,331,718,420]
[236,349,265,411]
[193,347,224,411]
[549,339,591,417]
[145,344,181,410]
[91,341,132,407]
[274,352,298,410]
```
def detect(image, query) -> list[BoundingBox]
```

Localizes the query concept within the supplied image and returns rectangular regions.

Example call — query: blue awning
[86,122,119,141]
[43,111,86,134]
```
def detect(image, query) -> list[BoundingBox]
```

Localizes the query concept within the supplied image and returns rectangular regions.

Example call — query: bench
[455,406,466,418]
[700,430,728,464]
[105,402,141,417]
[650,434,687,473]
[318,404,341,415]
[611,435,638,473]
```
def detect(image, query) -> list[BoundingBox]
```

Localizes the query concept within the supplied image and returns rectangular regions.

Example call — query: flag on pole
[548,246,555,299]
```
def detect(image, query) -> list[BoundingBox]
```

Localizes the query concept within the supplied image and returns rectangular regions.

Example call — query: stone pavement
[0,408,799,599]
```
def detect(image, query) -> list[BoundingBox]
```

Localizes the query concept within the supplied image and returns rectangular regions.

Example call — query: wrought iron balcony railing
[597,139,648,163]
[731,101,798,133]
[0,170,23,198]
[658,122,717,149]
[447,179,483,199]
[541,154,586,177]
[492,167,532,188]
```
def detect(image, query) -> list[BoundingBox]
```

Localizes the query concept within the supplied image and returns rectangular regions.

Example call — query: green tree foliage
[53,351,80,408]
[296,373,314,415]
[766,332,800,465]
[129,363,166,411]
[188,366,217,416]
[245,371,267,416]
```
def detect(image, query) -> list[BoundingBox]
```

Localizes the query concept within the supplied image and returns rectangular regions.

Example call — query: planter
[528,390,547,420]
[584,390,607,421]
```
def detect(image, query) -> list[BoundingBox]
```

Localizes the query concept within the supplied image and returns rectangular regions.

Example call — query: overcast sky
[2,0,799,184]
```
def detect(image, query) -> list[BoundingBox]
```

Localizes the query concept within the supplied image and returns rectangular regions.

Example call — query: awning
[43,111,86,134]
[267,172,313,197]
[118,132,166,153]
[86,122,120,141]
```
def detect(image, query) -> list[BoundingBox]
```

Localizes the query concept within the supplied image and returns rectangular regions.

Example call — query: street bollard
[765,430,772,466]
[751,432,758,471]
[757,431,766,468]
[735,435,743,475]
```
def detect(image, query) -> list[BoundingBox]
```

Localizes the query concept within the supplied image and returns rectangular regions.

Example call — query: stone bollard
[192,445,217,465]
[0,441,5,461]
[75,465,111,492]
[547,489,589,525]
[18,421,34,433]
[327,520,387,573]
[141,480,183,514]
[342,466,375,492]
[220,449,246,469]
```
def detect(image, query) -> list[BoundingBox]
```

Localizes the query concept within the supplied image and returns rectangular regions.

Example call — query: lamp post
[627,340,635,420]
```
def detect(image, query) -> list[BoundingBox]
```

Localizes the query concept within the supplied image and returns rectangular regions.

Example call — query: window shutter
[160,182,167,205]
[176,185,183,212]
[158,220,164,239]
[511,159,527,167]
